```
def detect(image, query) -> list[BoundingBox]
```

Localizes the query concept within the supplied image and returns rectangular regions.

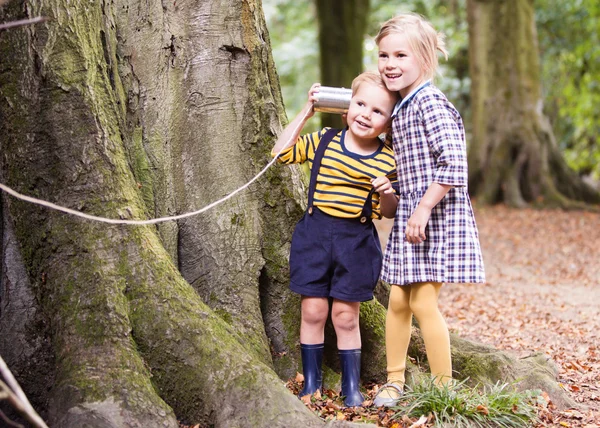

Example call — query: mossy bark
[466,0,600,207]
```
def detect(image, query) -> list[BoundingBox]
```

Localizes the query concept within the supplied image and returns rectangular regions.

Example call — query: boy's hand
[405,205,431,244]
[302,83,320,120]
[308,83,321,102]
[371,176,394,195]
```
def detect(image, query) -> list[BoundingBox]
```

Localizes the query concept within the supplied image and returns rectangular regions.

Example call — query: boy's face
[378,32,424,98]
[346,83,396,141]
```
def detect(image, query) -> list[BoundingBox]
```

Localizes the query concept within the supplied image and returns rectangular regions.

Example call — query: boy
[272,71,400,407]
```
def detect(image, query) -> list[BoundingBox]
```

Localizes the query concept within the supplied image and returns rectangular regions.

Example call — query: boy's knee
[302,305,328,325]
[332,310,359,332]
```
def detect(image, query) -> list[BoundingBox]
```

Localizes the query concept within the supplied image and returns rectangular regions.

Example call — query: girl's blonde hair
[375,13,448,82]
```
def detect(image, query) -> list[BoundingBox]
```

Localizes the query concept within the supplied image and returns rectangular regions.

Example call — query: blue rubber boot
[339,348,364,407]
[298,343,324,397]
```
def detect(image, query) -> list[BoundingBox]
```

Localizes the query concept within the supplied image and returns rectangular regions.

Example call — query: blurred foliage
[263,0,319,131]
[536,0,600,180]
[264,0,599,179]
[264,0,470,131]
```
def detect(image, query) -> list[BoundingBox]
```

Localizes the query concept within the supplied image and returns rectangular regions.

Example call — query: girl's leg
[332,299,364,407]
[300,296,329,344]
[409,282,452,385]
[375,285,412,404]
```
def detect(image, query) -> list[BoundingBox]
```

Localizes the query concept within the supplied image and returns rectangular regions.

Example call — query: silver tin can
[313,86,352,114]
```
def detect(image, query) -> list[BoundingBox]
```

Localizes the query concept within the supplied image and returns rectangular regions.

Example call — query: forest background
[264,0,600,186]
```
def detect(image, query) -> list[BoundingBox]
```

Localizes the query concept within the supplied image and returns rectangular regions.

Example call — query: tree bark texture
[316,0,369,129]
[466,0,599,207]
[0,0,353,426]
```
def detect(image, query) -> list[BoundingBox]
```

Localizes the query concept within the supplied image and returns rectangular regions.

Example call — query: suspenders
[306,128,376,224]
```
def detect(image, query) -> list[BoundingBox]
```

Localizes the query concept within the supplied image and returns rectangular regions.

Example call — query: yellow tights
[382,282,451,397]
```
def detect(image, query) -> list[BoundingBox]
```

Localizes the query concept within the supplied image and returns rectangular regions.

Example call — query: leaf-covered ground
[291,206,600,427]
[183,205,599,427]
[439,205,600,427]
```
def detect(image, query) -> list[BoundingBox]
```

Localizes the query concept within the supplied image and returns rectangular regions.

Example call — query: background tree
[535,0,600,183]
[466,0,600,207]
[315,0,369,128]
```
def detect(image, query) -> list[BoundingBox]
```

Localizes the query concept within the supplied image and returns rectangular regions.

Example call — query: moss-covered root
[358,298,387,382]
[449,335,577,410]
[123,230,324,427]
[40,226,178,428]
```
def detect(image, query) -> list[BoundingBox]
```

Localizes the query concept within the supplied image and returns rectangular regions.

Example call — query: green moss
[214,308,233,324]
[359,299,386,338]
[323,366,341,391]
[458,352,504,383]
[280,294,301,349]
[230,212,250,231]
[127,127,156,216]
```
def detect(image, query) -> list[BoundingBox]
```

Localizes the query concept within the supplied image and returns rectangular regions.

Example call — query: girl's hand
[371,176,394,195]
[405,205,431,244]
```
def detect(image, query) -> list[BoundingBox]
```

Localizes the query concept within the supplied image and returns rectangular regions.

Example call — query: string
[0,107,312,225]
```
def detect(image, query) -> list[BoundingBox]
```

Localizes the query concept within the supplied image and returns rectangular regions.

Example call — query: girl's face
[346,83,396,141]
[378,32,425,98]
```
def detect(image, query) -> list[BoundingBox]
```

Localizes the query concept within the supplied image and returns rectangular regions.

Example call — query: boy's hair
[350,71,398,146]
[351,71,393,97]
[375,13,448,82]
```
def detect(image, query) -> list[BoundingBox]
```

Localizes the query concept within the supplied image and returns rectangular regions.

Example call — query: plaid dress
[381,83,486,286]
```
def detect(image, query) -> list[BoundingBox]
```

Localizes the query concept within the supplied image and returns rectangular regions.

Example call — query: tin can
[313,86,352,114]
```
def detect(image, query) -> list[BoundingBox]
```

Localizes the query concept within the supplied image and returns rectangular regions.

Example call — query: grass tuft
[392,377,541,427]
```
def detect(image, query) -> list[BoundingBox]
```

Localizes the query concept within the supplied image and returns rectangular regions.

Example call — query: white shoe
[372,383,404,407]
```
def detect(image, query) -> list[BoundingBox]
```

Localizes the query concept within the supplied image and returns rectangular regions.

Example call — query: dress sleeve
[388,170,400,194]
[420,94,468,187]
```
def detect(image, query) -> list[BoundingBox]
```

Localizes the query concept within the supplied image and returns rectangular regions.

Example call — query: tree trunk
[0,0,365,426]
[466,0,600,207]
[315,0,369,129]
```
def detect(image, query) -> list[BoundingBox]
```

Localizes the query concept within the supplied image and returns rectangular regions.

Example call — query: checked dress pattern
[381,83,486,286]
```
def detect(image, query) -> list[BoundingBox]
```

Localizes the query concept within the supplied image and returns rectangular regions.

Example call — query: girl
[372,13,486,407]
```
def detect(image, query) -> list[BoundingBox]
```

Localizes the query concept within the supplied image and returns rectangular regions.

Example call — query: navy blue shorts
[289,208,382,302]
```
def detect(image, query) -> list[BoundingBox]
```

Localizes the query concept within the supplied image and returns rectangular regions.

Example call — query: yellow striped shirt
[276,128,397,219]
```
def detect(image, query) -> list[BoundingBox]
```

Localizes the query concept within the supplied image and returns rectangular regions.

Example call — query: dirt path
[378,205,600,427]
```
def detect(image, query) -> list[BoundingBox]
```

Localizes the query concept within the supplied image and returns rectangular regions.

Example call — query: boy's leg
[300,296,329,344]
[331,299,361,349]
[409,282,452,385]
[298,296,329,397]
[332,299,364,407]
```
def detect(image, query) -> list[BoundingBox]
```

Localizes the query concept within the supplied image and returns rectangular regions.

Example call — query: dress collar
[392,80,431,117]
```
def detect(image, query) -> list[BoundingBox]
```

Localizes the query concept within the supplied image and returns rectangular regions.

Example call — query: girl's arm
[406,182,452,244]
[405,93,466,244]
[271,84,320,155]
